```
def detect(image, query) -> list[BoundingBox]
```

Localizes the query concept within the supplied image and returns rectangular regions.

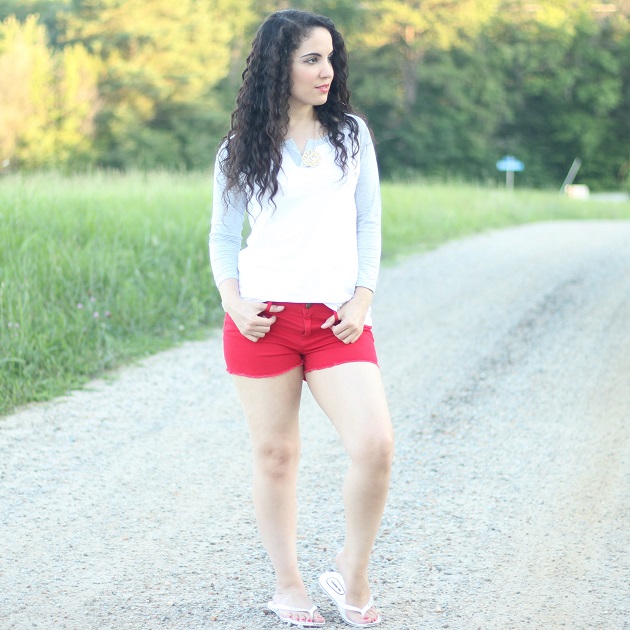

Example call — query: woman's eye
[303,55,332,65]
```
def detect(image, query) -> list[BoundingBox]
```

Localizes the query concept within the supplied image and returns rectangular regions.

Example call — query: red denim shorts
[223,302,378,378]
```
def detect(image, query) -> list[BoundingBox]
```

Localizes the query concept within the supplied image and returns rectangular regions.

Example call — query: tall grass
[381,182,630,261]
[1,171,221,414]
[1,173,629,415]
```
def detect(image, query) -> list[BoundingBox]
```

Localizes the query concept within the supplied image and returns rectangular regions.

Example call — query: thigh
[305,363,393,458]
[233,367,305,446]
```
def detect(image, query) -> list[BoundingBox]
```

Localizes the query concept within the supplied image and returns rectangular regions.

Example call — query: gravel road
[1,221,629,630]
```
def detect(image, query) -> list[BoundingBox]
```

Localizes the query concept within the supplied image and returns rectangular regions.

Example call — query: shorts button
[305,303,312,308]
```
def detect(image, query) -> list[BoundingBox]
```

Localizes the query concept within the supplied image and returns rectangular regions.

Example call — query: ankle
[275,579,307,596]
[336,549,369,582]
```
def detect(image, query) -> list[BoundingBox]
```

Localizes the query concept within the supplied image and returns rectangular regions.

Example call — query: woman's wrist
[218,278,242,311]
[353,285,373,306]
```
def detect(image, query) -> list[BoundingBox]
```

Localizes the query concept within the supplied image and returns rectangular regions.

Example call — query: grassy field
[2,172,629,415]
[1,171,220,415]
[381,183,630,261]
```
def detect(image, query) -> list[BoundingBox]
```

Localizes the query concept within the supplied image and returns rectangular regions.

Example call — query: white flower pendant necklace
[300,118,322,168]
[301,148,321,168]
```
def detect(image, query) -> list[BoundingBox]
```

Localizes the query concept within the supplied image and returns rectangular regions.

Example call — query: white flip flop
[267,601,325,628]
[318,571,382,627]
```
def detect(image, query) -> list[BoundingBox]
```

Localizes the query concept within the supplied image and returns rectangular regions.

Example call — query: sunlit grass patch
[1,171,221,414]
[380,182,630,261]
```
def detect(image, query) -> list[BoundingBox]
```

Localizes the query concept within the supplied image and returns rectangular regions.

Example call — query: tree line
[1,0,629,189]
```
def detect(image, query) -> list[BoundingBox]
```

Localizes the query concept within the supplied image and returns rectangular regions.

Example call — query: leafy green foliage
[0,13,99,169]
[0,1,629,188]
[56,0,256,169]
[486,4,628,188]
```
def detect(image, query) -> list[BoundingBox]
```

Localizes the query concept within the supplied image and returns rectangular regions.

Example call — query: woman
[209,9,393,628]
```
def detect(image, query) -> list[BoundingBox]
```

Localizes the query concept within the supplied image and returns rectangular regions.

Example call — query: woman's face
[288,27,334,112]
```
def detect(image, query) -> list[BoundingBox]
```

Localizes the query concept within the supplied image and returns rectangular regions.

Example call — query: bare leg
[233,367,324,625]
[306,362,393,625]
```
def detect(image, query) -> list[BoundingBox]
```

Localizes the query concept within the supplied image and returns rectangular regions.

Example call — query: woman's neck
[286,107,322,153]
[287,103,318,127]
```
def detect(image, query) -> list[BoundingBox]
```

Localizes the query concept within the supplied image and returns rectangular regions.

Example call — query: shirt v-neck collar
[284,137,329,168]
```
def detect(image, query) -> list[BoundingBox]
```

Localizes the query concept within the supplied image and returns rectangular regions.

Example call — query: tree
[1,0,628,185]
[355,0,500,112]
[0,0,70,42]
[54,41,101,168]
[488,1,626,188]
[0,13,98,169]
[345,0,505,178]
[0,15,41,165]
[61,0,256,169]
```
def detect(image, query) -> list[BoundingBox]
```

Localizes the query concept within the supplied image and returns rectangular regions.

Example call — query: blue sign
[496,155,525,172]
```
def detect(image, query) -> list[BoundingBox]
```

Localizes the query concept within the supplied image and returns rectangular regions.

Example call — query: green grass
[1,171,221,415]
[1,173,629,415]
[381,182,630,261]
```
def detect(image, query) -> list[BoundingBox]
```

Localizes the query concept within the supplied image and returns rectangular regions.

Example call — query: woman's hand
[219,279,284,342]
[227,300,285,342]
[321,286,373,344]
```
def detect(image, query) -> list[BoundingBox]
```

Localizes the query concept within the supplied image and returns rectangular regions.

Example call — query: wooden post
[560,158,582,192]
[506,170,514,191]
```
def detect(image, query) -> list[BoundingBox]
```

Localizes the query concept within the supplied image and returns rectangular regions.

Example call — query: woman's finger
[243,315,275,334]
[261,302,285,315]
[333,322,363,344]
[320,314,337,329]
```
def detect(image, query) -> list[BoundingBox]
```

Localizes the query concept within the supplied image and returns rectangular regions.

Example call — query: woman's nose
[320,60,333,78]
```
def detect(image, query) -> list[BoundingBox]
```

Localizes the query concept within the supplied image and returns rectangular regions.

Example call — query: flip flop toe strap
[344,597,375,617]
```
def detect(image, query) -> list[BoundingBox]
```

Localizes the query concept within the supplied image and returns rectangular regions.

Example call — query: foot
[270,589,325,626]
[336,550,380,625]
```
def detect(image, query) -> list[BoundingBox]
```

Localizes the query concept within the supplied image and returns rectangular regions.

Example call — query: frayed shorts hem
[225,358,379,380]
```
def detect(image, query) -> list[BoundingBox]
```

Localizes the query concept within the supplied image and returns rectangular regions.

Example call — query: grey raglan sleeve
[208,150,246,289]
[354,118,382,292]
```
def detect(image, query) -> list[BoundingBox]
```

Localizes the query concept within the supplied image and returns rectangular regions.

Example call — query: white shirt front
[210,115,381,316]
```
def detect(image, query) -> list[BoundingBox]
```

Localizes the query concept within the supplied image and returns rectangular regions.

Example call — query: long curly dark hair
[219,9,361,210]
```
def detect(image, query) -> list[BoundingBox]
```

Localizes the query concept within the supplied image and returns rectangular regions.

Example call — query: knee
[352,432,394,473]
[253,441,300,480]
